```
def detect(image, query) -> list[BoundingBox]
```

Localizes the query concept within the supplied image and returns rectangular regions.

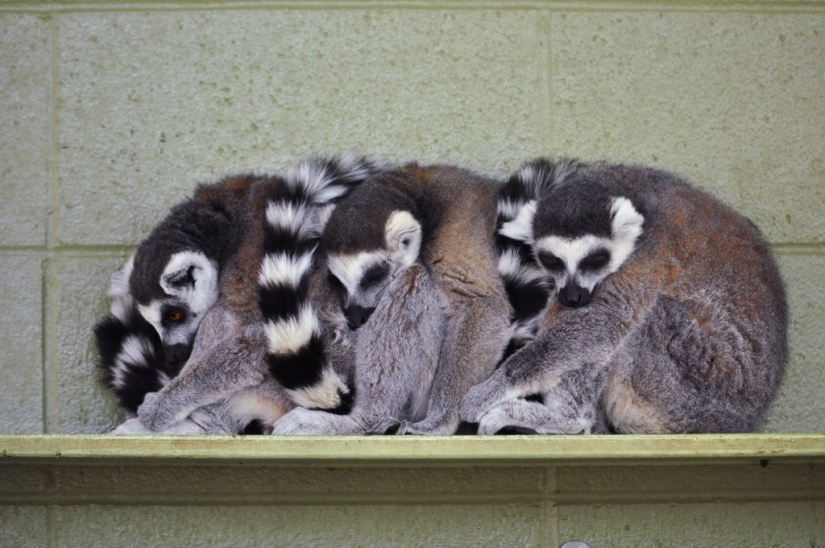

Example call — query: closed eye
[327,272,347,295]
[579,250,611,271]
[361,263,390,288]
[537,251,565,272]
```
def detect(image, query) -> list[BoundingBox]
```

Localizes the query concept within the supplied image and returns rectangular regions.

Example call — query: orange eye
[168,312,182,321]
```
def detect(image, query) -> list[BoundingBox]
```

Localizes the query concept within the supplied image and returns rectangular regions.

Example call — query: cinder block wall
[1,0,823,436]
[2,2,825,545]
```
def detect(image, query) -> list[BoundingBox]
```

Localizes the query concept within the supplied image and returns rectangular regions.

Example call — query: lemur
[97,262,269,434]
[95,155,386,434]
[266,171,446,435]
[268,164,513,435]
[461,159,788,435]
[494,160,581,360]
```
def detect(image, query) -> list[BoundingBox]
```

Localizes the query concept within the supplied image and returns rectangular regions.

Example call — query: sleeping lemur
[461,159,788,435]
[96,155,386,434]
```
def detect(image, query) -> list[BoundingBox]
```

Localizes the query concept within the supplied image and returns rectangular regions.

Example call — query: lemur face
[134,251,219,366]
[327,210,421,330]
[501,195,643,309]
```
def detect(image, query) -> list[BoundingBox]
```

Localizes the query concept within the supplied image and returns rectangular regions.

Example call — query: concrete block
[557,501,821,547]
[0,15,51,246]
[551,12,825,244]
[0,507,49,548]
[0,255,43,434]
[763,252,825,432]
[53,465,544,504]
[55,503,544,547]
[57,10,547,246]
[556,464,824,504]
[0,466,49,496]
[51,255,126,433]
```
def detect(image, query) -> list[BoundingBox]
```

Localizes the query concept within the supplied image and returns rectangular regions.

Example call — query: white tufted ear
[609,197,644,269]
[108,254,135,298]
[385,210,422,267]
[499,200,536,244]
[108,254,136,322]
[159,251,220,315]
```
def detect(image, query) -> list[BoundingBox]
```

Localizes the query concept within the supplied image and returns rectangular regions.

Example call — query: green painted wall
[0,1,824,545]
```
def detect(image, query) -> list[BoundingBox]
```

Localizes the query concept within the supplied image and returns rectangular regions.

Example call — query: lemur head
[502,174,644,309]
[127,199,235,367]
[322,173,428,330]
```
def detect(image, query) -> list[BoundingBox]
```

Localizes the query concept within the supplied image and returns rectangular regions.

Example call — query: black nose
[345,305,375,330]
[165,343,192,370]
[558,285,591,308]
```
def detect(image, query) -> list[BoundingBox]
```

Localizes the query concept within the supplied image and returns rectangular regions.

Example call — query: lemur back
[461,159,787,435]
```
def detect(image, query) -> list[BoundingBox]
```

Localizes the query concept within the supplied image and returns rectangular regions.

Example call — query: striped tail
[496,158,581,360]
[95,257,176,415]
[258,154,387,413]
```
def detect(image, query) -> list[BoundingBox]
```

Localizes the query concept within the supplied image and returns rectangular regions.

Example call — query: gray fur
[272,264,444,434]
[286,164,512,436]
[109,155,384,434]
[461,160,788,435]
[136,302,289,432]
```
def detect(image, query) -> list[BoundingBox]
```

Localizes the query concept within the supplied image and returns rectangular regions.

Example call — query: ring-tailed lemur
[267,171,447,435]
[96,257,268,434]
[269,164,513,435]
[495,159,585,360]
[461,159,788,435]
[96,155,385,434]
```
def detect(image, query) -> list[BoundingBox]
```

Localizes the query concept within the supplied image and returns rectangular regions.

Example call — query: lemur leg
[272,407,366,435]
[605,294,762,433]
[274,266,442,435]
[476,363,608,435]
[399,291,511,435]
[137,321,268,431]
[112,401,236,434]
[461,258,670,425]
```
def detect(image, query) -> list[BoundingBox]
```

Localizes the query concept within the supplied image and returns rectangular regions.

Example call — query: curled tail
[497,158,582,360]
[95,257,177,415]
[258,154,387,413]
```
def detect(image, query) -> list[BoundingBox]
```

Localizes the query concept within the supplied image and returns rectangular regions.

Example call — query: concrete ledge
[2,433,825,467]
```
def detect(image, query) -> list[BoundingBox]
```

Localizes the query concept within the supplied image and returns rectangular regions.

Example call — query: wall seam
[2,2,825,15]
[42,14,61,435]
[540,9,554,156]
[45,468,59,548]
[544,466,559,548]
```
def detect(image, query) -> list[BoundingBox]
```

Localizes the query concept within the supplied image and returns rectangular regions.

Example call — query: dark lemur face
[327,210,422,330]
[500,181,644,309]
[129,249,220,367]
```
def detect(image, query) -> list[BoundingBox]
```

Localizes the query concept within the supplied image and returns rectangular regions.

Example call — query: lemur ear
[610,197,644,243]
[385,210,422,266]
[165,264,197,289]
[108,255,135,298]
[499,200,536,244]
[160,251,218,297]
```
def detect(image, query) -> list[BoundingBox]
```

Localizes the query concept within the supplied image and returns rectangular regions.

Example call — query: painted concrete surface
[1,458,823,546]
[0,0,823,545]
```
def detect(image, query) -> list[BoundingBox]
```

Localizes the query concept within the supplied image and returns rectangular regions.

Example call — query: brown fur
[461,161,787,435]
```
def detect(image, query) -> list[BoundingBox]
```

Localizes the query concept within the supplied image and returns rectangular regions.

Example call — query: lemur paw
[271,408,331,435]
[367,417,401,435]
[476,405,529,436]
[395,419,456,436]
[136,392,179,432]
[478,407,516,436]
[111,417,153,435]
[459,376,509,424]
